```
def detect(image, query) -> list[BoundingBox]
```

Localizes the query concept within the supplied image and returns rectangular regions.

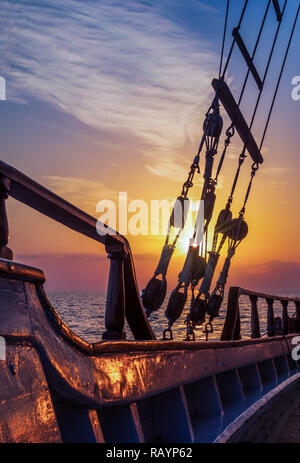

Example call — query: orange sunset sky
[1,0,300,293]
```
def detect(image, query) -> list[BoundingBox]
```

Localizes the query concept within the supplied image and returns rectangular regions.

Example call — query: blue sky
[1,0,298,177]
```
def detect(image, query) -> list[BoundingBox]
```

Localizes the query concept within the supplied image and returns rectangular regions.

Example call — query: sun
[176,230,214,256]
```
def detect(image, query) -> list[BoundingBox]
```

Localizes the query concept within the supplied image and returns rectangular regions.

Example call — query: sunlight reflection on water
[48,290,300,343]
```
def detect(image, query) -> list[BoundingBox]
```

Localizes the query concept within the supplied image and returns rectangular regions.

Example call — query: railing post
[281,300,289,335]
[250,295,260,338]
[221,287,241,341]
[295,301,300,332]
[266,297,275,337]
[233,309,241,341]
[0,176,13,260]
[102,248,126,341]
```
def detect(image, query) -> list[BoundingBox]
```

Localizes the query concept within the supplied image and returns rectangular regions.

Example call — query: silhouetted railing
[0,160,154,341]
[2,160,300,345]
[221,287,300,341]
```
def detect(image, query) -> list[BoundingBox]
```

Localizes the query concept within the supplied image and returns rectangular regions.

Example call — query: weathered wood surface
[228,377,300,442]
[102,250,126,340]
[211,79,264,164]
[27,282,295,407]
[238,287,300,302]
[0,264,299,442]
[0,343,61,443]
[0,176,13,260]
[272,0,283,22]
[232,28,263,90]
[0,160,154,341]
[221,286,300,341]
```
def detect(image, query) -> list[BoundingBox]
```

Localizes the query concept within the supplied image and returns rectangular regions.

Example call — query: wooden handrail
[0,160,124,248]
[0,160,155,340]
[221,287,300,341]
[238,287,300,303]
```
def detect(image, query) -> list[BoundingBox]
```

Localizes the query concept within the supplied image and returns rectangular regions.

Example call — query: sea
[48,290,300,343]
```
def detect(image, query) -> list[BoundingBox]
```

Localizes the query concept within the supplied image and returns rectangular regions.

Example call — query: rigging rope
[142,99,222,317]
[249,0,288,131]
[205,1,300,332]
[143,0,299,342]
[219,0,230,79]
[260,2,300,149]
[163,97,224,337]
[237,0,272,107]
[141,155,199,317]
[186,0,298,339]
[220,0,249,79]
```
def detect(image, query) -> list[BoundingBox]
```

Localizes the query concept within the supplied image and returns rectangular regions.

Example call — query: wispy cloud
[2,0,218,179]
[263,167,291,175]
[196,2,220,14]
[44,175,118,212]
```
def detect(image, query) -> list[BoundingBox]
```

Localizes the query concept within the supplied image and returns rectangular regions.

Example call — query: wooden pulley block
[203,111,223,138]
[142,276,167,313]
[215,208,232,233]
[204,191,216,222]
[192,256,207,281]
[189,298,207,325]
[228,218,248,241]
[207,293,223,319]
[165,288,187,325]
[170,196,190,229]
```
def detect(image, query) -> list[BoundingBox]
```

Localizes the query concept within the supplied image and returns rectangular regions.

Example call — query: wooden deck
[228,378,300,443]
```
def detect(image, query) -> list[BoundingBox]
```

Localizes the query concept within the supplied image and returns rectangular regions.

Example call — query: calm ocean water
[48,290,300,343]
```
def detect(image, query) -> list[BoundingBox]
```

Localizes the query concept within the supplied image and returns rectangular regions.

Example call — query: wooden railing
[221,286,300,341]
[0,160,155,341]
[2,160,299,345]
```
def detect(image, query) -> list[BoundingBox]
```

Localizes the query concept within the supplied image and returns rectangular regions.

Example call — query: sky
[1,0,300,293]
